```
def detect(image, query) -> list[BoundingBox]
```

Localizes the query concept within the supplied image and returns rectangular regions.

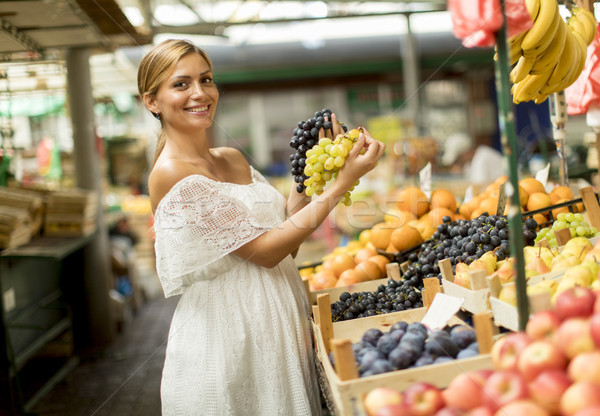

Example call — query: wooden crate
[0,206,32,248]
[438,258,491,315]
[0,187,44,236]
[312,302,493,416]
[313,286,494,416]
[44,189,98,237]
[305,262,403,305]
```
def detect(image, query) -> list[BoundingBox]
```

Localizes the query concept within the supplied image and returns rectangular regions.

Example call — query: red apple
[482,370,529,412]
[517,340,567,381]
[363,387,403,416]
[528,370,572,414]
[560,381,600,416]
[490,332,532,371]
[441,369,492,411]
[553,317,596,359]
[567,350,600,386]
[403,382,445,416]
[590,312,600,348]
[374,403,409,416]
[493,399,550,416]
[468,407,493,416]
[573,407,600,416]
[433,408,462,416]
[526,310,562,340]
[555,286,596,320]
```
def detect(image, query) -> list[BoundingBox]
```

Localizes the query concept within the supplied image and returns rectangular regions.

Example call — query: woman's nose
[190,81,205,97]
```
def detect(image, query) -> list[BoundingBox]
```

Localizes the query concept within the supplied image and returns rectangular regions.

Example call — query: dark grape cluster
[331,279,423,322]
[400,213,538,288]
[288,108,346,194]
[329,321,479,377]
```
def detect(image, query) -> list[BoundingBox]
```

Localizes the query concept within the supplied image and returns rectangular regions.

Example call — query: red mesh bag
[449,0,533,48]
[566,24,600,115]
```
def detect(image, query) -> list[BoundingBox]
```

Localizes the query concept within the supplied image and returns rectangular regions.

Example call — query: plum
[361,328,384,346]
[406,322,428,338]
[388,346,414,370]
[400,331,426,348]
[425,331,459,358]
[456,348,478,359]
[434,356,453,364]
[359,348,385,369]
[413,354,434,367]
[390,320,408,333]
[376,334,399,357]
[369,359,394,375]
[389,329,405,343]
[450,326,477,350]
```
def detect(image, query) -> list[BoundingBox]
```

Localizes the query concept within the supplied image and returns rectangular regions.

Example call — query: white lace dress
[153,166,322,416]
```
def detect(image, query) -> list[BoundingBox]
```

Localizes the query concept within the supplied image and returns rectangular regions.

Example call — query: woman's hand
[335,127,385,190]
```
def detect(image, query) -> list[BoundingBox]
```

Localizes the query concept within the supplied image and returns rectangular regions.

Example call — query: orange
[458,203,472,219]
[369,222,396,250]
[517,184,529,207]
[549,185,574,203]
[330,253,356,278]
[526,192,553,212]
[390,224,424,252]
[354,260,382,281]
[396,186,430,217]
[479,196,499,215]
[309,270,337,291]
[383,209,417,226]
[551,199,570,219]
[354,247,378,264]
[532,213,548,228]
[430,189,458,213]
[336,269,359,287]
[428,207,455,227]
[519,177,546,196]
[368,255,391,275]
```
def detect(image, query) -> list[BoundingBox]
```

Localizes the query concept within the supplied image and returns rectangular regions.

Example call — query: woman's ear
[142,93,158,114]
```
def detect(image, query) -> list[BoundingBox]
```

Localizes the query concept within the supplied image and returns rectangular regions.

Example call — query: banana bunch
[505,0,596,104]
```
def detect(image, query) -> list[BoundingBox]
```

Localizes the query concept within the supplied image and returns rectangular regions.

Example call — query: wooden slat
[331,339,359,381]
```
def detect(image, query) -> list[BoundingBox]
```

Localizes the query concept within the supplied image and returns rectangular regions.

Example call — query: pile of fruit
[507,1,596,104]
[535,212,600,247]
[363,285,600,416]
[330,321,478,378]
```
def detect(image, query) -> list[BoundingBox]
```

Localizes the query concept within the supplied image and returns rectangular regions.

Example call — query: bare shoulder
[219,147,248,165]
[148,159,200,213]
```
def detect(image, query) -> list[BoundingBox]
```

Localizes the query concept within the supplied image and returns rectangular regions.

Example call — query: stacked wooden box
[0,188,45,248]
[44,189,98,237]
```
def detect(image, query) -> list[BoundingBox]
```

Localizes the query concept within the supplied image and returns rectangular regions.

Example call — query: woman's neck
[162,126,213,162]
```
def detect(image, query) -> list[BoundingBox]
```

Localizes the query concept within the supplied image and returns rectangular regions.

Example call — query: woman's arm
[233,129,385,268]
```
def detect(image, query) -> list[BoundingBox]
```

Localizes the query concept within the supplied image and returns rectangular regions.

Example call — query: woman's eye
[174,81,188,88]
[202,77,213,84]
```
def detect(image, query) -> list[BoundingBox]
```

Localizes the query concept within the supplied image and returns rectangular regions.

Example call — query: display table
[0,233,95,413]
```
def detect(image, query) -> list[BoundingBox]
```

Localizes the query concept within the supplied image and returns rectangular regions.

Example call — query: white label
[463,185,474,204]
[3,288,15,313]
[535,163,551,187]
[420,292,464,331]
[419,162,432,200]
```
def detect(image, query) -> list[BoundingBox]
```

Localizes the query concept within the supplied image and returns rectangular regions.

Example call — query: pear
[453,271,470,289]
[579,259,599,281]
[561,264,594,287]
[562,237,593,260]
[455,262,469,274]
[474,251,497,275]
[551,253,582,272]
[498,282,517,306]
[531,278,558,295]
[584,248,600,263]
[525,254,550,278]
[527,281,554,298]
[491,257,516,284]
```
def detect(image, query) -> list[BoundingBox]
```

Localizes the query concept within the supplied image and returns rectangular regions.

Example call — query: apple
[441,369,492,411]
[402,382,445,416]
[490,332,532,371]
[553,317,596,359]
[567,350,600,386]
[528,370,572,414]
[517,340,567,381]
[554,286,596,320]
[433,408,462,416]
[590,312,600,348]
[573,407,600,416]
[468,407,494,416]
[493,399,550,416]
[482,370,529,412]
[560,381,600,416]
[526,310,562,340]
[374,403,409,416]
[363,387,403,416]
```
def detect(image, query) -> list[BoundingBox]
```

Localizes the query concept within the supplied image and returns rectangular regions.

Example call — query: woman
[138,39,385,415]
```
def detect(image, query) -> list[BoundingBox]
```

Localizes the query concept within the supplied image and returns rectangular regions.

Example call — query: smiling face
[144,52,219,132]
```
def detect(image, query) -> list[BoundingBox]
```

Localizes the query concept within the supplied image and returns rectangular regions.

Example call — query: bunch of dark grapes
[401,214,538,288]
[331,279,423,322]
[288,108,346,194]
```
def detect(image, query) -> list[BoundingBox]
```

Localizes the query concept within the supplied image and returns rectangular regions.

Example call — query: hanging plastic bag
[566,24,600,115]
[448,0,533,48]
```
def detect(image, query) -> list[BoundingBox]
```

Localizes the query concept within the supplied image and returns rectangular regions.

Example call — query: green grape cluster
[302,128,361,205]
[535,212,600,248]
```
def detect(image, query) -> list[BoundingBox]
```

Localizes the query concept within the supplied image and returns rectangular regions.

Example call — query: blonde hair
[137,39,214,165]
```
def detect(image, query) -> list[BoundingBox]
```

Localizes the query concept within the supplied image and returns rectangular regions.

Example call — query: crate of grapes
[312,292,494,416]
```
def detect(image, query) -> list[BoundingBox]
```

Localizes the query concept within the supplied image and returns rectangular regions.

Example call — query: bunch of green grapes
[535,212,600,248]
[302,128,361,205]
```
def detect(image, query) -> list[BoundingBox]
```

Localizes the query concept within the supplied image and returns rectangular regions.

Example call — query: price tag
[462,185,474,204]
[419,162,432,200]
[420,292,464,331]
[496,181,507,215]
[535,162,551,187]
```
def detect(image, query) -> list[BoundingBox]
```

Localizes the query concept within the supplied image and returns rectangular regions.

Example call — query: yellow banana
[494,31,526,65]
[510,55,536,83]
[514,69,554,103]
[568,14,591,46]
[522,0,561,57]
[561,29,588,90]
[540,29,576,95]
[534,93,550,104]
[525,0,541,21]
[531,18,567,75]
[572,6,597,45]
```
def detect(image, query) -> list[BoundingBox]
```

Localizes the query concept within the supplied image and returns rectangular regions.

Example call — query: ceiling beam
[0,16,43,55]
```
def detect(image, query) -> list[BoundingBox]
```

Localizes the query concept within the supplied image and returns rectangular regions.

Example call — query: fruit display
[535,212,600,248]
[362,286,600,416]
[329,321,479,378]
[508,0,596,104]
